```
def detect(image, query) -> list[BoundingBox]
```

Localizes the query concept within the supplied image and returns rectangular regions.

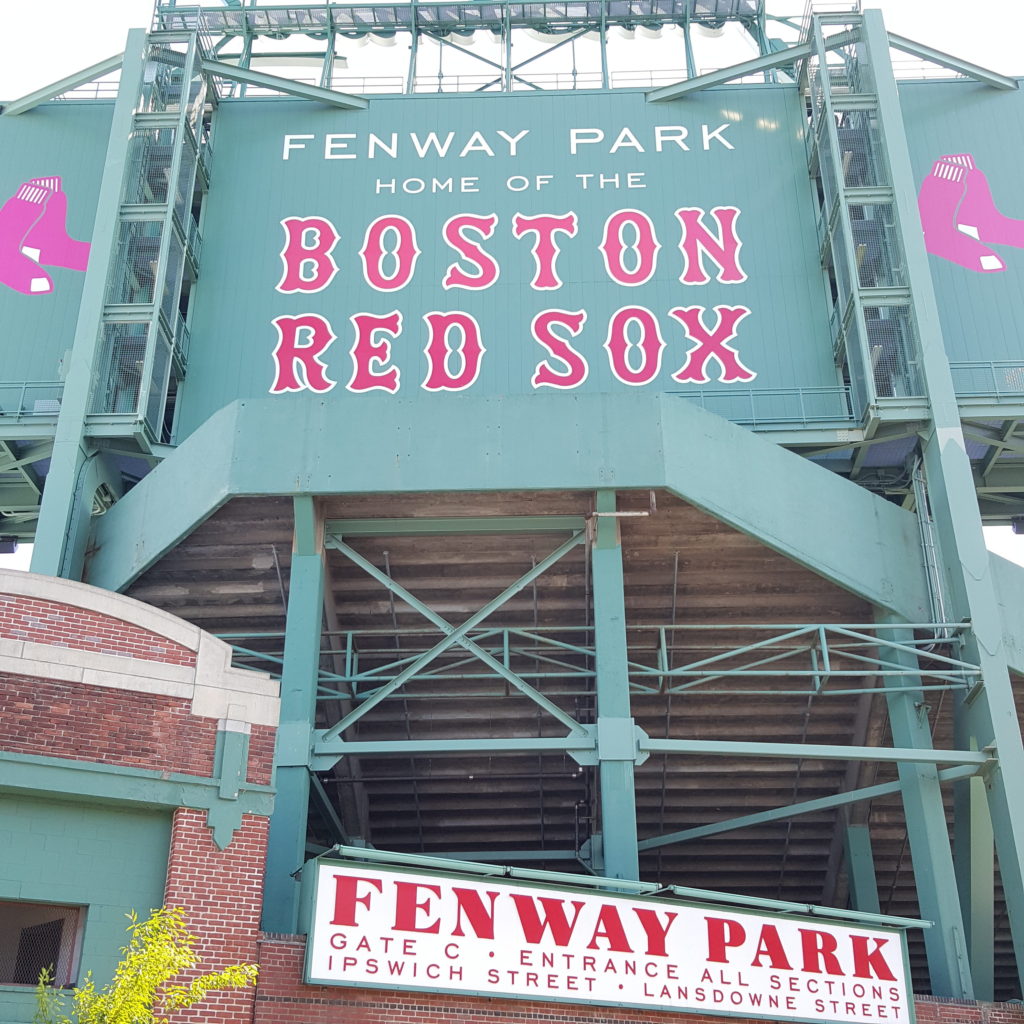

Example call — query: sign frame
[302,855,916,1024]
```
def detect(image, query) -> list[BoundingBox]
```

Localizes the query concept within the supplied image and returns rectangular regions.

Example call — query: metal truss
[228,620,979,706]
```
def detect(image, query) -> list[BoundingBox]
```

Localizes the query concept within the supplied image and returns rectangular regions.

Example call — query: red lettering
[633,908,678,957]
[585,905,632,953]
[442,213,500,290]
[604,306,666,386]
[531,309,588,389]
[270,313,336,393]
[347,311,401,393]
[600,209,660,286]
[800,929,844,975]
[451,888,500,940]
[277,216,339,293]
[513,212,577,290]
[851,936,897,981]
[706,917,746,963]
[361,215,420,291]
[393,881,442,934]
[330,874,383,926]
[750,924,793,970]
[422,311,485,391]
[510,895,586,946]
[670,305,754,383]
[676,206,745,285]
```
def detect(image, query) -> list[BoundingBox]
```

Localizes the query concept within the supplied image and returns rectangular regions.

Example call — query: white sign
[305,861,912,1024]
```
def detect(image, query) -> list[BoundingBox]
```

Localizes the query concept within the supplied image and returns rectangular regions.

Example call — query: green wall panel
[0,796,170,1024]
[900,79,1024,367]
[177,86,835,436]
[0,104,112,389]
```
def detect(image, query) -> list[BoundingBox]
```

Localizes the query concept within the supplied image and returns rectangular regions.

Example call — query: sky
[1,0,1023,568]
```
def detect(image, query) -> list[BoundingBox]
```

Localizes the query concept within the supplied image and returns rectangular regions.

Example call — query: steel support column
[30,29,149,579]
[263,495,325,933]
[591,490,639,880]
[843,824,881,915]
[861,8,1024,990]
[876,612,972,997]
[955,772,995,1000]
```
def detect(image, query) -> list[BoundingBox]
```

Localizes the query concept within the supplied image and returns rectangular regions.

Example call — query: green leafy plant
[34,906,258,1024]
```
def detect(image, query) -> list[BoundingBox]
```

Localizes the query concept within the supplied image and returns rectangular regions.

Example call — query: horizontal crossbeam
[641,737,990,766]
[327,515,586,537]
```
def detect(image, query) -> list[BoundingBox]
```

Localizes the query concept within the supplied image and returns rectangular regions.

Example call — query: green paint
[264,495,324,933]
[0,796,169,1024]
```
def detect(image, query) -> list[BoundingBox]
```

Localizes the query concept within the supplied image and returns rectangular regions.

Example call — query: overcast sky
[1,1,1022,569]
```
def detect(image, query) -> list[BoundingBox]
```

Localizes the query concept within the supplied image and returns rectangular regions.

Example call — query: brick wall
[0,671,220,774]
[253,936,1024,1024]
[0,594,196,666]
[163,808,270,1024]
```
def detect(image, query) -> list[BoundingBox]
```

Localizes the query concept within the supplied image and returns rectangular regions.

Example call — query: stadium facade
[4,1,1024,1022]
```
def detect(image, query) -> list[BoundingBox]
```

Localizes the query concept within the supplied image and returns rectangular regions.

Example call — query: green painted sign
[176,87,835,435]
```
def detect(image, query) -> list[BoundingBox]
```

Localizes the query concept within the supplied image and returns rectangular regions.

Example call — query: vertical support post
[861,8,1024,994]
[955,768,995,1001]
[503,2,512,93]
[599,2,609,90]
[30,30,149,580]
[591,490,639,881]
[682,10,696,81]
[843,823,880,915]
[263,495,325,934]
[407,0,419,94]
[875,612,972,997]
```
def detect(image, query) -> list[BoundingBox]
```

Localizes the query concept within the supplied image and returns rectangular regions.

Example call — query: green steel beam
[319,532,586,739]
[86,394,932,626]
[264,495,325,934]
[0,749,273,849]
[956,772,995,1000]
[201,58,368,109]
[646,41,813,101]
[860,8,1024,988]
[876,613,972,998]
[665,884,929,931]
[637,764,978,852]
[886,33,1018,91]
[31,30,149,580]
[313,735,596,764]
[591,490,639,881]
[1,52,124,115]
[844,825,881,915]
[328,515,585,536]
[641,736,988,766]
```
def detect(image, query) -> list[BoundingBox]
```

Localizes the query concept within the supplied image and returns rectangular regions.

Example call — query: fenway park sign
[305,860,912,1024]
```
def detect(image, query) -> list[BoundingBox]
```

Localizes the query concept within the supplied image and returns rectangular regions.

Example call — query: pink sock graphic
[918,157,1004,273]
[0,183,53,294]
[952,160,1024,248]
[22,176,90,271]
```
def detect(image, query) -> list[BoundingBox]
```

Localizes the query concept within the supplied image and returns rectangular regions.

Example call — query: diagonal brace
[639,764,979,851]
[321,531,587,738]
[2,52,124,115]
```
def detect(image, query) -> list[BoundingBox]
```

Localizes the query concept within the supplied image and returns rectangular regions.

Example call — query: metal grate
[864,304,922,398]
[849,202,905,289]
[0,901,83,987]
[106,221,163,306]
[122,128,176,206]
[92,323,150,415]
